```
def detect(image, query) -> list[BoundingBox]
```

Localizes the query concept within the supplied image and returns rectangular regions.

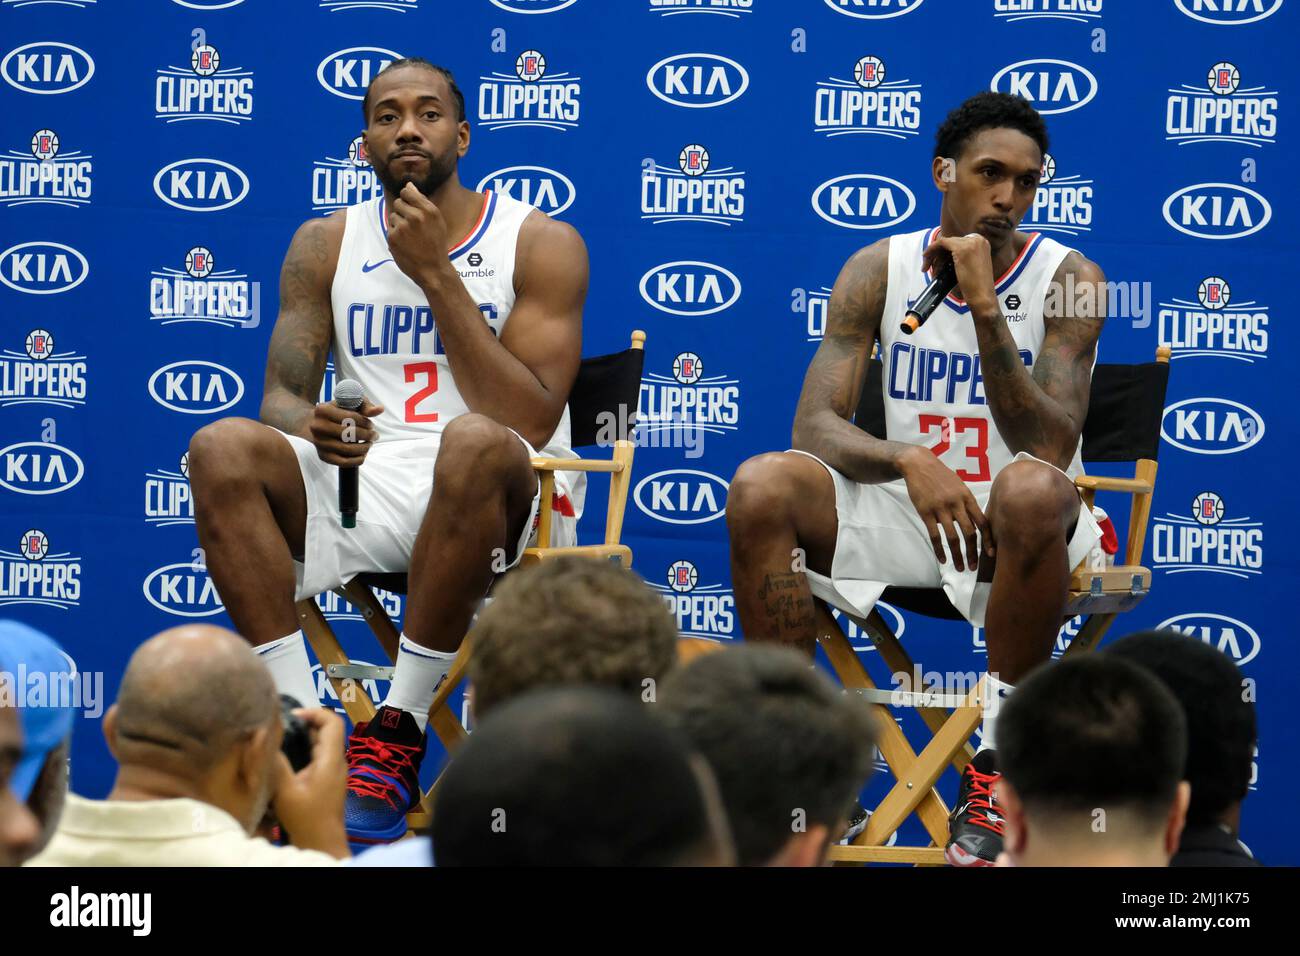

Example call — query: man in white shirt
[27,625,348,867]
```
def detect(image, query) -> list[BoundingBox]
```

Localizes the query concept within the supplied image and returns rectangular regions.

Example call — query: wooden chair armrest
[1074,475,1154,494]
[530,457,624,474]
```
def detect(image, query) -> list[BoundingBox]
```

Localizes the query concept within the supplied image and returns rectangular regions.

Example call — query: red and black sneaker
[945,749,1004,867]
[344,705,427,847]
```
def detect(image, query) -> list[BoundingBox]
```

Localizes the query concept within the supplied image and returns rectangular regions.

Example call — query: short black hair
[658,644,876,866]
[933,91,1049,162]
[431,687,724,866]
[999,656,1187,827]
[1107,631,1256,827]
[361,57,465,124]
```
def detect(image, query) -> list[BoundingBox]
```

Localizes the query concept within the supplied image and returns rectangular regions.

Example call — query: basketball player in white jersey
[726,92,1107,867]
[186,59,588,846]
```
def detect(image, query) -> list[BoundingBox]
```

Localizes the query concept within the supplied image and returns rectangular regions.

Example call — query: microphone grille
[334,378,365,410]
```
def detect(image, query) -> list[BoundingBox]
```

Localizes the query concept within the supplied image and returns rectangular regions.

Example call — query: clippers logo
[812,173,915,230]
[1174,0,1283,25]
[150,246,255,327]
[639,261,741,316]
[648,0,753,15]
[489,0,579,11]
[319,0,418,10]
[814,56,922,138]
[1162,183,1271,239]
[974,615,1081,658]
[640,353,741,440]
[0,329,88,410]
[650,560,736,639]
[824,0,926,18]
[317,47,401,101]
[1158,277,1268,362]
[992,0,1103,22]
[155,42,254,124]
[1023,153,1093,236]
[1162,397,1264,454]
[0,530,81,610]
[316,587,403,624]
[1157,612,1260,667]
[143,560,223,617]
[154,158,249,212]
[1166,62,1277,147]
[795,285,833,342]
[0,241,88,295]
[478,51,581,132]
[145,452,193,528]
[476,165,575,217]
[641,146,746,226]
[1,42,94,95]
[0,130,93,208]
[0,440,85,495]
[312,136,382,212]
[647,54,749,108]
[148,360,245,415]
[991,58,1098,114]
[172,0,245,7]
[633,469,729,525]
[1152,492,1263,578]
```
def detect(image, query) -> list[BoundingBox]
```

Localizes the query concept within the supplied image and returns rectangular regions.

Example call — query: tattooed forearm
[975,252,1105,469]
[259,218,337,437]
[792,239,920,483]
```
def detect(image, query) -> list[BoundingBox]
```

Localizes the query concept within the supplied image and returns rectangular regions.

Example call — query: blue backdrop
[1,0,1293,862]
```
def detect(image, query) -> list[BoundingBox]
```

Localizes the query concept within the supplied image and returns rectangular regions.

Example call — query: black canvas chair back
[849,353,1170,620]
[853,356,1170,463]
[567,344,646,448]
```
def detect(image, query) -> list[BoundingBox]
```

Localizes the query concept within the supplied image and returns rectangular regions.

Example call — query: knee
[436,414,528,490]
[188,417,265,488]
[726,453,801,536]
[988,460,1077,544]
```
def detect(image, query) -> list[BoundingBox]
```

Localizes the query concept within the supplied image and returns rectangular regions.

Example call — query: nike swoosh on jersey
[361,259,393,273]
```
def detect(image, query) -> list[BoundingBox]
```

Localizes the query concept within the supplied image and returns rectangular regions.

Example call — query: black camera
[279,694,313,772]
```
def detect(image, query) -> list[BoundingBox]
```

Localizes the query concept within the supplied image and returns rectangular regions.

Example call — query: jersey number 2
[404,362,439,423]
[918,414,990,482]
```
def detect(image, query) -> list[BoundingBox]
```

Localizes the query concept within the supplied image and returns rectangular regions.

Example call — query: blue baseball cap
[0,620,77,802]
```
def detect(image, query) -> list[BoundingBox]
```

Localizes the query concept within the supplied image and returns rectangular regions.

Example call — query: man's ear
[101,704,119,759]
[933,155,956,192]
[999,778,1027,858]
[238,725,274,792]
[458,119,471,157]
[1166,781,1191,859]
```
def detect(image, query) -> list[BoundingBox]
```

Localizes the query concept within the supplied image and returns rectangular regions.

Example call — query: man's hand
[387,181,453,290]
[898,445,993,572]
[922,233,998,319]
[308,399,385,466]
[271,707,349,859]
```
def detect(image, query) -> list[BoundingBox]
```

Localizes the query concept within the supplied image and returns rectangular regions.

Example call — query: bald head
[113,626,277,775]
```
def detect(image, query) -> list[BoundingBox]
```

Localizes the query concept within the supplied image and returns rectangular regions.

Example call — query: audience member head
[0,678,40,866]
[0,621,77,859]
[468,557,679,718]
[998,655,1189,867]
[659,644,876,866]
[432,686,734,866]
[1107,630,1256,832]
[104,625,282,834]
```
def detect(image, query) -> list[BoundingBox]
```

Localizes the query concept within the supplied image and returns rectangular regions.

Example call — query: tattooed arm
[791,238,919,483]
[973,250,1105,470]
[259,215,341,439]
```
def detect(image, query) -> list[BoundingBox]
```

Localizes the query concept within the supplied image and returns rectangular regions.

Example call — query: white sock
[254,631,320,710]
[382,635,456,733]
[978,673,1015,754]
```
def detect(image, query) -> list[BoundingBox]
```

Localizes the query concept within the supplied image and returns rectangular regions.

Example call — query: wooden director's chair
[825,345,1172,865]
[295,330,646,829]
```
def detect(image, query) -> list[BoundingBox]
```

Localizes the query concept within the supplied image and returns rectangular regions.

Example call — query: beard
[371,148,456,198]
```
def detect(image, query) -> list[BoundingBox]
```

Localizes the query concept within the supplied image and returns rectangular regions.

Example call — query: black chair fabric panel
[567,346,646,448]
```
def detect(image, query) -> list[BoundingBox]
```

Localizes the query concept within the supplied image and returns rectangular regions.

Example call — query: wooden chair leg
[298,599,377,726]
[339,579,400,662]
[1062,612,1117,657]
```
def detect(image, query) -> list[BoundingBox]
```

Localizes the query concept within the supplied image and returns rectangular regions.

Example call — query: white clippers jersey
[329,189,583,517]
[879,226,1083,487]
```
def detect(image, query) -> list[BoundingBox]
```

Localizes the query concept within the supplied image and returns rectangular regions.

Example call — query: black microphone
[334,378,365,530]
[900,260,959,335]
